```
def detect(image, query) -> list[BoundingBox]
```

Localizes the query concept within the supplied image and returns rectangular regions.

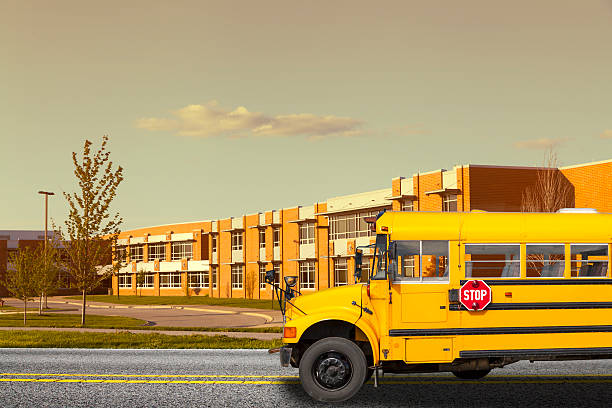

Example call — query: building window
[361,256,372,277]
[231,264,243,289]
[137,273,154,288]
[115,246,127,265]
[273,228,280,247]
[273,263,281,284]
[259,264,267,289]
[159,272,182,288]
[211,266,218,289]
[188,272,209,289]
[334,258,348,286]
[443,194,458,212]
[148,243,166,261]
[402,257,415,277]
[118,274,132,289]
[402,200,414,211]
[130,245,143,262]
[171,241,193,260]
[211,235,217,254]
[329,210,387,240]
[231,232,243,251]
[299,261,316,289]
[259,229,266,249]
[299,223,315,245]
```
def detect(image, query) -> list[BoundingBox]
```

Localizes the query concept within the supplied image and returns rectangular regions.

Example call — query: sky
[1,0,611,230]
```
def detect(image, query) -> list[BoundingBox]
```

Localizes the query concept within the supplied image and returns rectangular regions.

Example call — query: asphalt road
[0,348,611,407]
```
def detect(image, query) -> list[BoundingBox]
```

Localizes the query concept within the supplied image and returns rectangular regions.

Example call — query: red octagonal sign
[459,280,492,311]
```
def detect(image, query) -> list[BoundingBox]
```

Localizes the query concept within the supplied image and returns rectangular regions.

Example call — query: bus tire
[452,369,491,380]
[299,337,367,402]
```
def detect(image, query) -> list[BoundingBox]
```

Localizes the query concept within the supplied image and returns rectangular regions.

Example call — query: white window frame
[259,229,266,249]
[299,260,316,289]
[402,200,414,211]
[329,210,387,240]
[231,264,243,289]
[334,258,348,286]
[137,273,154,288]
[273,228,281,247]
[118,274,132,289]
[211,266,218,289]
[159,272,182,288]
[188,271,209,289]
[148,243,166,261]
[231,232,243,251]
[115,246,127,265]
[273,263,281,283]
[299,223,315,245]
[443,194,458,212]
[211,235,218,254]
[171,241,193,261]
[130,245,143,263]
[259,263,267,289]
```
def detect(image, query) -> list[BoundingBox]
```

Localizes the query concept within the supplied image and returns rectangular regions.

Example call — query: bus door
[388,240,454,363]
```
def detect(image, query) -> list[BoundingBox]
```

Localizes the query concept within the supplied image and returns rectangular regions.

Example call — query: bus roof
[378,211,612,243]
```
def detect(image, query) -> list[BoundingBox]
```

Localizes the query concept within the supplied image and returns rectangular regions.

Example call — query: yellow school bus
[277,210,612,402]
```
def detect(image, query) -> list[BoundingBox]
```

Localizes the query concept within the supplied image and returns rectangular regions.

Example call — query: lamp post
[38,191,55,309]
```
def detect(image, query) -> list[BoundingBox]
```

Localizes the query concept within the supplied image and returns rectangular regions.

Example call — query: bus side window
[526,244,565,278]
[392,240,449,281]
[570,244,609,277]
[465,244,520,278]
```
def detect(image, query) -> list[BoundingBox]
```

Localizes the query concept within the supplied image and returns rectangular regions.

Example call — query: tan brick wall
[561,161,612,213]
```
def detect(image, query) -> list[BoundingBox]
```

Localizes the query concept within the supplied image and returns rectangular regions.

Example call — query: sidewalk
[1,297,283,329]
[0,326,280,340]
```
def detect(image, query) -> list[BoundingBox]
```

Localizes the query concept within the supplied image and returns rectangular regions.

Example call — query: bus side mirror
[354,249,363,281]
[265,270,275,284]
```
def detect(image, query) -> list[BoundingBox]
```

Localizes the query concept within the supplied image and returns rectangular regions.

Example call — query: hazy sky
[2,0,611,230]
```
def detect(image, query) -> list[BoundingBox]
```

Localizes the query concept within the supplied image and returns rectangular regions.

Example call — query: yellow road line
[0,377,611,385]
[0,373,298,379]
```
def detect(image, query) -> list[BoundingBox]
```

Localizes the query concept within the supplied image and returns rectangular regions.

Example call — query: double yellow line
[1,373,611,385]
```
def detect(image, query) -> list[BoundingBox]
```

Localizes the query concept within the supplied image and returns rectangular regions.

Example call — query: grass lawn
[0,330,282,349]
[0,312,282,333]
[68,295,279,310]
[0,313,147,329]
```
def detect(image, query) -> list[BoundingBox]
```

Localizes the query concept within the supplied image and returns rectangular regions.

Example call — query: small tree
[136,269,146,297]
[59,135,123,326]
[5,247,40,325]
[521,149,573,213]
[35,236,62,315]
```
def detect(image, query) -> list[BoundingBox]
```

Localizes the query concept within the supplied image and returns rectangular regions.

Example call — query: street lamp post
[38,191,55,309]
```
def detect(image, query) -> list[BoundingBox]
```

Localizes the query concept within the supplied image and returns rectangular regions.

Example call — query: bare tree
[58,136,124,326]
[244,269,257,299]
[5,247,40,325]
[521,149,573,213]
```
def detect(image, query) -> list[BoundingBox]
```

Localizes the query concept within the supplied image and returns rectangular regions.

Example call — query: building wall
[105,158,612,299]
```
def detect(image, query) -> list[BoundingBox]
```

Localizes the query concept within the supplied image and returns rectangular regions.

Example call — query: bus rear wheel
[299,337,367,402]
[452,369,491,380]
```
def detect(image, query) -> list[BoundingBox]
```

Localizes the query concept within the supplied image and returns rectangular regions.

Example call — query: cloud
[513,137,569,150]
[600,130,612,139]
[136,101,364,140]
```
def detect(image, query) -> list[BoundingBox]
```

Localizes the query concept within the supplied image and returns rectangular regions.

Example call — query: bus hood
[287,284,364,320]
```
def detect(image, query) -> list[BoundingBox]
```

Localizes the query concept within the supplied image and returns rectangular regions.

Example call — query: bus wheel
[452,369,491,380]
[299,337,367,402]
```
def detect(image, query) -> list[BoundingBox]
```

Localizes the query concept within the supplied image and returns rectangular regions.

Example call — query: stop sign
[459,280,492,311]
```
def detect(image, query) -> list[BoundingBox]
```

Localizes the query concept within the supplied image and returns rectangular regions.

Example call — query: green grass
[0,313,147,329]
[0,330,283,349]
[68,295,278,310]
[0,312,282,333]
